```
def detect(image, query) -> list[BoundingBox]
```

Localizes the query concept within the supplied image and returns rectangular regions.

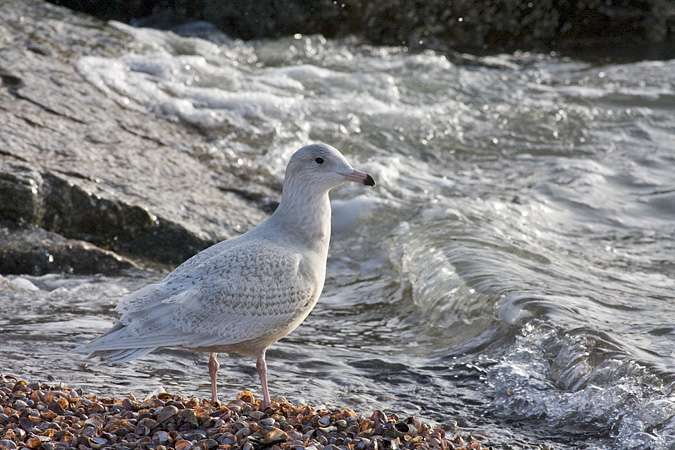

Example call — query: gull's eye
[315,157,324,164]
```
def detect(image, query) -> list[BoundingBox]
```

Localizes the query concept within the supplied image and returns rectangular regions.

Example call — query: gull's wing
[76,240,316,358]
[173,241,316,346]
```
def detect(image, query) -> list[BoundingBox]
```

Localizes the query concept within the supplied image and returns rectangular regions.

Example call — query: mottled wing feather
[173,243,314,345]
[82,238,316,354]
[116,283,170,314]
[116,238,245,315]
[164,238,239,281]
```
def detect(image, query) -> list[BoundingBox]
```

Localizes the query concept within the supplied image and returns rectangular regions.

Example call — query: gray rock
[0,0,276,275]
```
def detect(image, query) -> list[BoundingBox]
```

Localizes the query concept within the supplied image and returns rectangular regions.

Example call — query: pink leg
[208,353,220,404]
[256,351,271,408]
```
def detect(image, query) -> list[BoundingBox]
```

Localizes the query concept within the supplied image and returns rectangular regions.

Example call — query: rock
[179,410,199,427]
[0,439,17,450]
[88,437,108,449]
[0,163,43,225]
[196,438,218,449]
[262,428,289,445]
[153,430,170,444]
[156,405,179,423]
[174,440,192,450]
[0,0,275,275]
[318,415,331,426]
[45,0,675,54]
[0,224,136,275]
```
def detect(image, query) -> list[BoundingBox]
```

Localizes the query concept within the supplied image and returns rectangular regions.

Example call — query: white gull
[75,143,375,407]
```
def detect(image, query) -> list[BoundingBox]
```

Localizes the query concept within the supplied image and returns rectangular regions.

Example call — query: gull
[75,143,375,407]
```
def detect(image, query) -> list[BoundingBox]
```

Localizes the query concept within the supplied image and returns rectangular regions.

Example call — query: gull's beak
[339,169,376,187]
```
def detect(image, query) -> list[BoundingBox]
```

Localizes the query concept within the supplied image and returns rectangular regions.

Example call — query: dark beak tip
[364,174,376,187]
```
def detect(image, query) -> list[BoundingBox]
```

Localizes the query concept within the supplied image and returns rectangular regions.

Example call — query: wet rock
[45,0,675,54]
[0,224,136,275]
[36,172,214,265]
[0,164,43,225]
[0,0,275,275]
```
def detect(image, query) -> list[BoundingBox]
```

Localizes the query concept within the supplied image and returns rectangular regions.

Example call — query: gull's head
[284,143,375,193]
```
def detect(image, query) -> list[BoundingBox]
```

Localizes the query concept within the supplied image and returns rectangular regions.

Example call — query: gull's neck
[267,184,332,253]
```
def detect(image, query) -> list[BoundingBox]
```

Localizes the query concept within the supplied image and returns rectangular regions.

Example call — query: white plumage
[75,143,375,407]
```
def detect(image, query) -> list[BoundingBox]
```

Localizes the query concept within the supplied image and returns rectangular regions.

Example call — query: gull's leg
[256,351,271,408]
[208,352,220,404]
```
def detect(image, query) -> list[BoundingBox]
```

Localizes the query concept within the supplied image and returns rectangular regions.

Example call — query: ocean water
[2,20,675,450]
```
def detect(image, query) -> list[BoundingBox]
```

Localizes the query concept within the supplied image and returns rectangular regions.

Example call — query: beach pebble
[260,417,275,426]
[174,439,192,450]
[0,374,490,450]
[153,430,170,444]
[0,439,17,450]
[157,405,179,423]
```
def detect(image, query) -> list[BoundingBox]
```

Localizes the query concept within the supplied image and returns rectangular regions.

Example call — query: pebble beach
[0,374,489,450]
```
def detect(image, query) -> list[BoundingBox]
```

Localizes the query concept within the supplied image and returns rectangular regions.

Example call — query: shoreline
[0,374,490,450]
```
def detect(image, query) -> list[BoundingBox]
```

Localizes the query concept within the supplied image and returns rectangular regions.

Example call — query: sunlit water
[2,20,675,450]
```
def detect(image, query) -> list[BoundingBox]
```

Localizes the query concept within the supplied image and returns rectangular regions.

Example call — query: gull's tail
[73,321,158,364]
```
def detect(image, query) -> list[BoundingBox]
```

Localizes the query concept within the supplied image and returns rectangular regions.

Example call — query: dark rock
[45,0,675,54]
[0,224,137,275]
[36,171,214,264]
[0,163,44,225]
